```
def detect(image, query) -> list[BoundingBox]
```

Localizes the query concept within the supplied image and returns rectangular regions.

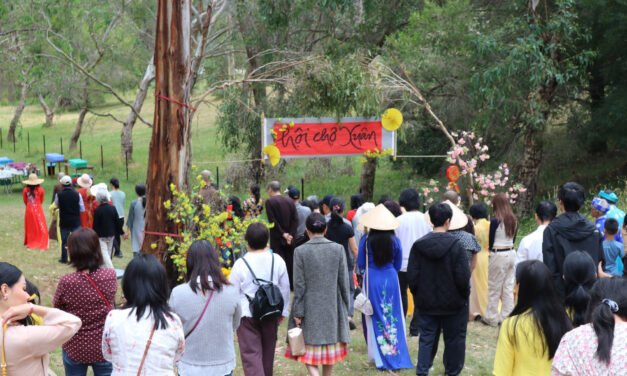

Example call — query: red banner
[273,120,383,156]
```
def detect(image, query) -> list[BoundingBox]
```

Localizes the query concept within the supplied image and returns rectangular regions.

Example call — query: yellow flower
[221,267,232,279]
[263,145,281,167]
[381,108,403,131]
[164,200,171,209]
[170,183,176,191]
[150,243,157,249]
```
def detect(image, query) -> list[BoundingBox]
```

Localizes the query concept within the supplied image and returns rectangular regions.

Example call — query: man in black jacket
[55,175,84,263]
[543,182,604,300]
[407,203,470,376]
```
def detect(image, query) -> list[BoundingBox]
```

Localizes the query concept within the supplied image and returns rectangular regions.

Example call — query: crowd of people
[4,175,627,375]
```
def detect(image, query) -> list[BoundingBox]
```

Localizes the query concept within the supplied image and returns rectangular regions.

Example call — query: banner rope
[144,230,182,238]
[155,92,197,112]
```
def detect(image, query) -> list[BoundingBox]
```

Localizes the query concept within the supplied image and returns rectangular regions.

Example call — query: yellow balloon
[381,108,403,131]
[263,145,281,167]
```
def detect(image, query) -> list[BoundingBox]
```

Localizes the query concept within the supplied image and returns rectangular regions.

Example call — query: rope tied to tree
[155,92,197,112]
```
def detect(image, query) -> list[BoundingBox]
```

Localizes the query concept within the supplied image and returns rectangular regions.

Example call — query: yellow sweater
[493,312,552,376]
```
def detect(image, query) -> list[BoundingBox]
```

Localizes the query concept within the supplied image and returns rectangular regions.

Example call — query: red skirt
[285,342,348,366]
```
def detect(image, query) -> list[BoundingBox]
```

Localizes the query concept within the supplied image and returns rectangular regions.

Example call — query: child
[602,218,624,276]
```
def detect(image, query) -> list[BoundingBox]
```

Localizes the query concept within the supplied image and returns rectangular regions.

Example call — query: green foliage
[291,57,380,117]
[471,0,592,131]
[164,175,267,277]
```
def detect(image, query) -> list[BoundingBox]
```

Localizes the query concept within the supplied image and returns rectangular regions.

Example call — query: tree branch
[41,13,153,128]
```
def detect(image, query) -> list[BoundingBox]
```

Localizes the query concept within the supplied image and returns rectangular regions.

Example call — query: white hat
[358,204,400,231]
[60,175,72,186]
[77,173,93,188]
[425,200,468,230]
[90,183,111,202]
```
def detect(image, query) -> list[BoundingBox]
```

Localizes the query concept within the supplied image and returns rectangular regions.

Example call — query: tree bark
[516,127,543,215]
[142,0,192,277]
[121,61,155,160]
[236,0,266,182]
[70,107,89,150]
[7,81,30,142]
[38,94,55,128]
[70,84,89,150]
[359,157,377,202]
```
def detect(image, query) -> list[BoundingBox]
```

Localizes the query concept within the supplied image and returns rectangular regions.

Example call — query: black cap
[287,187,300,199]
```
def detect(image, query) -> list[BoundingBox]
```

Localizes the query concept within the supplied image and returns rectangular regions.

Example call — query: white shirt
[516,224,547,264]
[395,211,432,271]
[229,250,291,318]
[102,308,185,376]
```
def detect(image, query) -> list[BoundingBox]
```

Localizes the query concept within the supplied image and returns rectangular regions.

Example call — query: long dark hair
[122,254,173,330]
[492,193,517,237]
[0,262,34,326]
[228,196,244,219]
[27,185,38,199]
[587,278,627,364]
[135,184,146,208]
[186,240,229,294]
[250,184,260,204]
[509,261,572,359]
[563,251,597,327]
[367,229,395,267]
[329,197,345,226]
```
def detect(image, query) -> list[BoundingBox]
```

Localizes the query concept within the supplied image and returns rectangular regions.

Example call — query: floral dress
[242,197,263,219]
[357,235,413,370]
[552,323,627,375]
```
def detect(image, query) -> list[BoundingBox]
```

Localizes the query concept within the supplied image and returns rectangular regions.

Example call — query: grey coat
[288,236,351,345]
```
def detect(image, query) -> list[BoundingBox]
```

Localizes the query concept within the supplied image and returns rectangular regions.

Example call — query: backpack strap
[269,253,275,282]
[241,256,260,286]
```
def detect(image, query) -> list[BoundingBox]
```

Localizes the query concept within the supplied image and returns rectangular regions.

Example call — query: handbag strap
[81,272,113,310]
[185,290,214,339]
[365,236,369,299]
[1,324,7,376]
[137,324,156,376]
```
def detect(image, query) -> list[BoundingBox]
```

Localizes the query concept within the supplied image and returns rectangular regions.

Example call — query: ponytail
[563,250,596,327]
[586,278,627,365]
[565,284,592,327]
[329,197,345,226]
[250,184,260,205]
[591,301,616,364]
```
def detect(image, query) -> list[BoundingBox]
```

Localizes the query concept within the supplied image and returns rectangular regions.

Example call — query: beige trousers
[99,237,114,269]
[484,250,516,326]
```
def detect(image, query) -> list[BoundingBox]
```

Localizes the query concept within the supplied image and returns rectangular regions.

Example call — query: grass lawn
[0,99,499,375]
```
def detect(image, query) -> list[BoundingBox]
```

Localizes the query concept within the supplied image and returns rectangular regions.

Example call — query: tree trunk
[586,58,606,153]
[359,157,377,202]
[142,0,192,278]
[70,107,88,150]
[121,61,155,160]
[70,84,89,150]
[7,81,30,142]
[38,94,55,128]
[516,127,543,216]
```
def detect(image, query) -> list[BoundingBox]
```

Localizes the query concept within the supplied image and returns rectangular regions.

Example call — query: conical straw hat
[22,173,44,186]
[425,200,468,230]
[358,203,399,231]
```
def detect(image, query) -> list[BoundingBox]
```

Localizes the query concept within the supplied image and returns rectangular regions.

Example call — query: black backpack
[241,254,285,321]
